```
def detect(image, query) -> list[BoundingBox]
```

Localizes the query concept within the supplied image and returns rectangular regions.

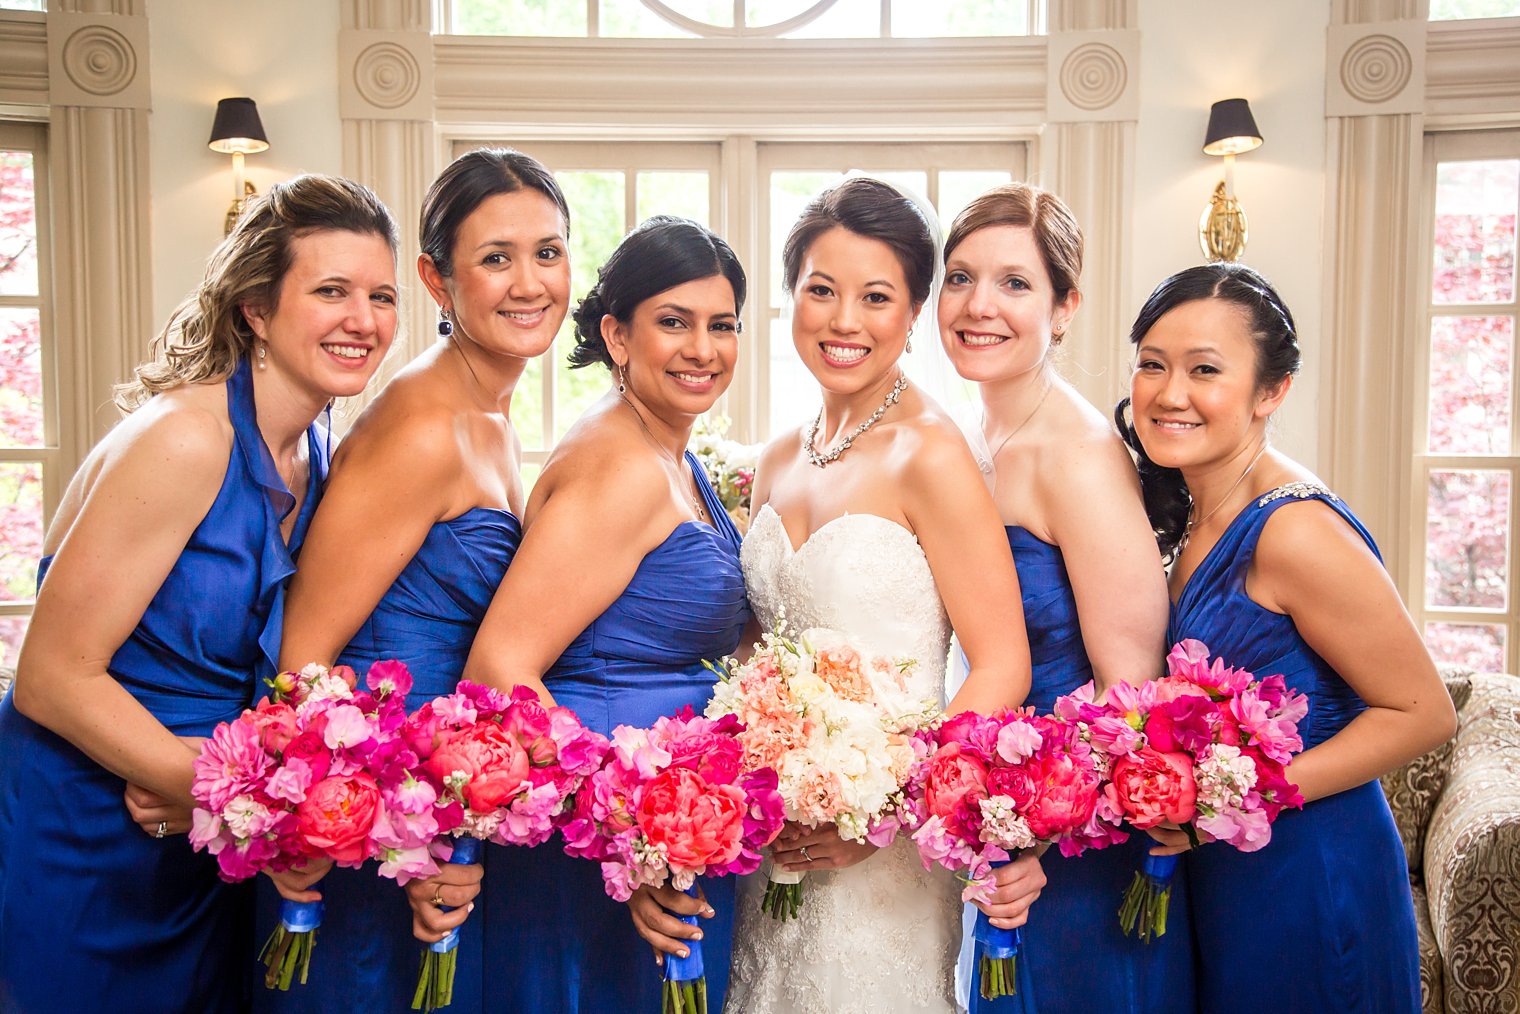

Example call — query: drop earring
[438,307,453,338]
[905,325,915,355]
[257,343,267,370]
[616,366,627,395]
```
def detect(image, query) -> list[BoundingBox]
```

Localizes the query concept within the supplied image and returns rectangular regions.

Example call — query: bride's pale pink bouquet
[1058,638,1308,941]
[561,709,784,1014]
[393,679,610,1012]
[704,626,941,920]
[189,661,411,991]
[907,708,1123,1000]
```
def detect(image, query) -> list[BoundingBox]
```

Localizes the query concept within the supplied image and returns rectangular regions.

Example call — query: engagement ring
[800,846,813,863]
[154,821,167,839]
[432,890,445,908]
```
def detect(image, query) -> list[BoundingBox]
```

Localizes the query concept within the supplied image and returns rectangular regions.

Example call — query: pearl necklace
[803,373,908,468]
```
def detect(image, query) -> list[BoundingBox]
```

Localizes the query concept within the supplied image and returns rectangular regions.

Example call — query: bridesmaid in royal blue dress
[255,149,572,1014]
[410,216,750,1012]
[1117,262,1455,1014]
[0,176,398,1014]
[939,184,1194,1013]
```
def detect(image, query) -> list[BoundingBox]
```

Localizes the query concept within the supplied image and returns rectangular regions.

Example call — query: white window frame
[1412,128,1520,672]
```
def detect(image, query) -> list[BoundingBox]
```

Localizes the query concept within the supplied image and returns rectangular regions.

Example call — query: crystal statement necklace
[803,373,909,468]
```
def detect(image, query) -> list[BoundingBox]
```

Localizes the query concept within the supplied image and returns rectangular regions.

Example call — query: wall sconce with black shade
[1199,98,1263,262]
[208,97,269,236]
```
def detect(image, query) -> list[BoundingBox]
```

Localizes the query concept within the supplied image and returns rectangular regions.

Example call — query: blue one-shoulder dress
[963,527,1196,1013]
[1171,484,1421,1014]
[484,452,750,1013]
[0,357,327,1013]
[255,507,521,1014]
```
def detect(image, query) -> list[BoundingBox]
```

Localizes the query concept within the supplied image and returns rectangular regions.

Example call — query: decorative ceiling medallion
[354,41,421,110]
[61,25,136,97]
[1059,42,1127,112]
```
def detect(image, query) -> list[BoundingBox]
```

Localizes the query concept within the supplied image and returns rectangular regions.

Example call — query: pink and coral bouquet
[189,660,412,990]
[1057,638,1308,941]
[562,708,784,1014]
[908,707,1121,1001]
[703,626,940,921]
[395,680,609,1012]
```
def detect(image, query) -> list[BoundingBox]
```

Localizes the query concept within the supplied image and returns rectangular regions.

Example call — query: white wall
[147,0,342,329]
[1132,0,1330,469]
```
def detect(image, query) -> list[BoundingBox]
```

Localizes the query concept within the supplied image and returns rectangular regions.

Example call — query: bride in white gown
[724,179,1039,1014]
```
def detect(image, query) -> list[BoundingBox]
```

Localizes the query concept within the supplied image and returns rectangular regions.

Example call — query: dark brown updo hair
[569,216,747,371]
[781,177,936,307]
[1114,262,1302,561]
[419,147,570,279]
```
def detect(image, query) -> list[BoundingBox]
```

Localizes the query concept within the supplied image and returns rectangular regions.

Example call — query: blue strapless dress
[254,507,521,1014]
[1171,485,1420,1014]
[0,357,327,1013]
[964,527,1196,1014]
[484,452,749,1013]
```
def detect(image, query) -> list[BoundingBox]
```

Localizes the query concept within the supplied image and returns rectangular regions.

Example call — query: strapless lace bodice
[741,504,950,700]
[727,503,959,1014]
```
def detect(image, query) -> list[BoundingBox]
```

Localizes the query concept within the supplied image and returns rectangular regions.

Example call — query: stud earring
[438,307,453,338]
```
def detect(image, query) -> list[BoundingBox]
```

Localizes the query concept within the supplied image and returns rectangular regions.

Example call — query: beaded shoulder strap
[1255,481,1338,508]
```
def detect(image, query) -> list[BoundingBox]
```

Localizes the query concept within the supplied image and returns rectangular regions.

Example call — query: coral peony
[636,767,746,870]
[1104,747,1197,829]
[925,742,990,819]
[295,773,382,865]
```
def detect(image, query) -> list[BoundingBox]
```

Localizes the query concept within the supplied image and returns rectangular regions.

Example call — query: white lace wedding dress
[724,504,961,1014]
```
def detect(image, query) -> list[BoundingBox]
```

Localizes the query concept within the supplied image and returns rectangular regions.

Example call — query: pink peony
[1021,752,1100,840]
[426,723,531,814]
[925,742,989,819]
[1104,747,1197,829]
[295,772,381,865]
[636,767,746,870]
[1146,693,1218,754]
[251,700,300,754]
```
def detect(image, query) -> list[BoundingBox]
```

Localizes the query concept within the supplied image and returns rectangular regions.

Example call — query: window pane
[0,1,45,10]
[514,354,545,451]
[783,0,878,37]
[0,462,42,604]
[1429,0,1520,19]
[891,0,1029,37]
[0,615,25,673]
[637,172,709,227]
[771,171,842,304]
[938,170,1015,235]
[555,170,626,438]
[657,0,734,26]
[1432,159,1518,305]
[601,0,696,35]
[749,0,833,29]
[1425,622,1506,672]
[452,0,586,34]
[0,151,39,297]
[768,315,819,434]
[1425,469,1510,609]
[1427,316,1512,454]
[0,309,43,448]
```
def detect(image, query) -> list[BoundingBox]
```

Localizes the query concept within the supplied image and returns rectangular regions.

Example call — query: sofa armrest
[1424,673,1520,1014]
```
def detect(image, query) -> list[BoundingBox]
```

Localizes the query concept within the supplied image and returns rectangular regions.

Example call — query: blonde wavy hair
[114,174,398,413]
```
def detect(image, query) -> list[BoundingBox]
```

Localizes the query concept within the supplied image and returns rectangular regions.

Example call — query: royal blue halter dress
[254,507,521,1014]
[0,357,327,1013]
[484,452,749,1013]
[1171,484,1421,1014]
[964,527,1197,1013]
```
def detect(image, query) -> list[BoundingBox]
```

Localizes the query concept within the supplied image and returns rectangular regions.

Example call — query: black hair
[1114,262,1301,561]
[781,177,936,307]
[569,216,747,370]
[419,147,570,278]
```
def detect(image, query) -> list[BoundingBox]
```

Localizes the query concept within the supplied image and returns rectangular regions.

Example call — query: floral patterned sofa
[1381,666,1520,1014]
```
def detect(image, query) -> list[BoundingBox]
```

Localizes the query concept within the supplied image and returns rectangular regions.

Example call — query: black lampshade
[208,98,269,155]
[1202,98,1262,157]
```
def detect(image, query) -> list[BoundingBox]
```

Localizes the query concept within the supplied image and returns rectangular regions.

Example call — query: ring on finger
[154,821,168,839]
[431,890,445,908]
[799,845,813,863]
